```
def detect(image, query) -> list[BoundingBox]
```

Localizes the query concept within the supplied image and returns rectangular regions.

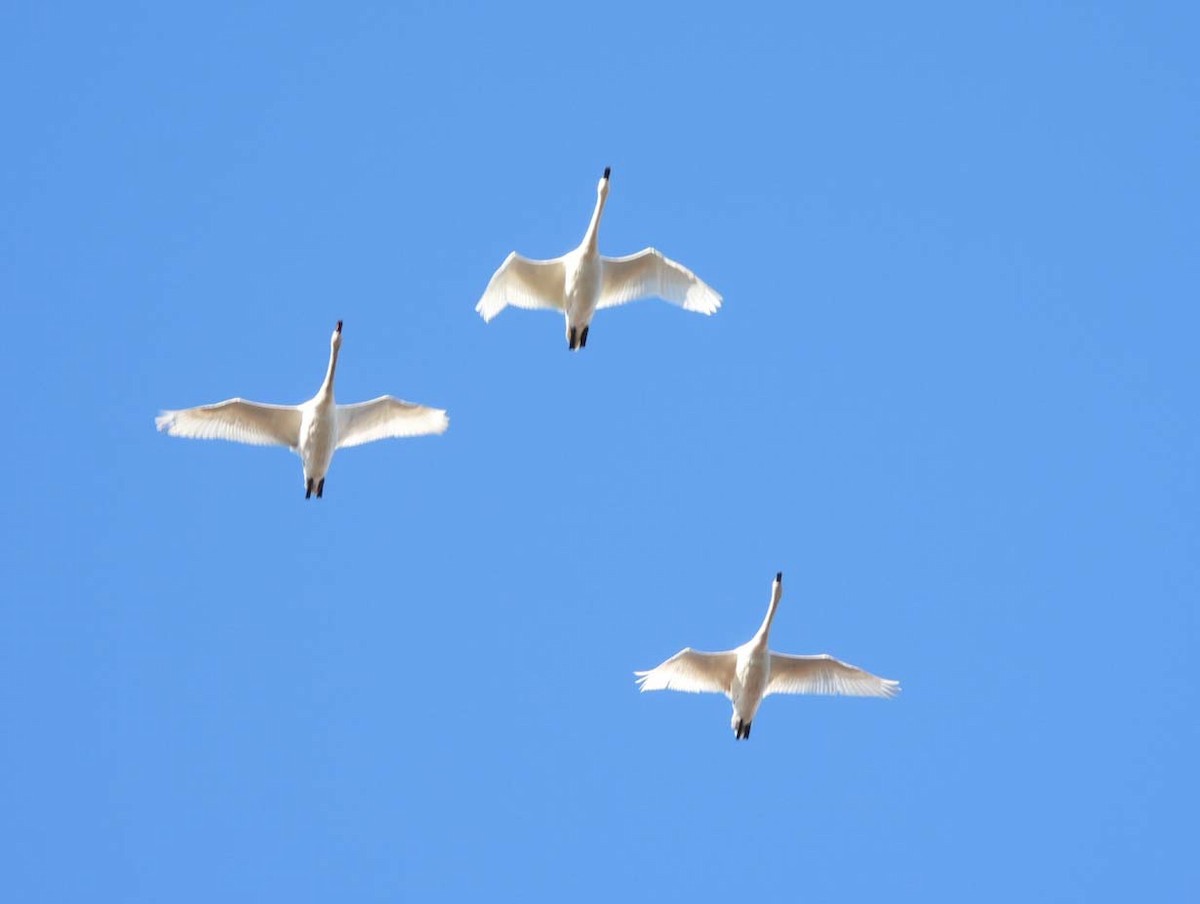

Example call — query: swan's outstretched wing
[156,399,301,448]
[635,648,736,695]
[598,249,722,314]
[475,252,567,322]
[766,653,900,698]
[336,396,449,449]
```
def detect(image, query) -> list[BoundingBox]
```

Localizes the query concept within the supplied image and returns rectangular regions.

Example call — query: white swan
[635,572,899,739]
[155,321,448,498]
[475,167,722,350]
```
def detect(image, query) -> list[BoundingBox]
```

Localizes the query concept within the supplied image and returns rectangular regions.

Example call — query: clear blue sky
[2,1,1197,900]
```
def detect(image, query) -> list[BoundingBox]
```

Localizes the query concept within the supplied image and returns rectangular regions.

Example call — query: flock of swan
[156,168,900,739]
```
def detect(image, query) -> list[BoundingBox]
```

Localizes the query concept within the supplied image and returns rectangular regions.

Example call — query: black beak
[603,166,611,180]
[776,571,782,582]
[336,320,343,333]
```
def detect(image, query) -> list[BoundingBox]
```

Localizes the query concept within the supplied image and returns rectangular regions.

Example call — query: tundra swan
[635,572,899,739]
[475,167,721,350]
[155,321,448,498]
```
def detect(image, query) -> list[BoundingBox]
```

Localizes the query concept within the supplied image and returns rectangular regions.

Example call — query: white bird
[475,167,722,350]
[635,572,899,739]
[155,321,448,498]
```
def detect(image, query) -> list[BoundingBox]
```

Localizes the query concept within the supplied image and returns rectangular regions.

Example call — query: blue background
[2,1,1197,900]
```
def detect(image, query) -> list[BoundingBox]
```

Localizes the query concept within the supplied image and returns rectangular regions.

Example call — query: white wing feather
[475,252,567,322]
[336,397,449,449]
[598,248,722,314]
[766,653,900,698]
[155,399,301,448]
[634,648,736,695]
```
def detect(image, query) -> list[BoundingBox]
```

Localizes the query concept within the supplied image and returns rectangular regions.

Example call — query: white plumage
[156,321,448,498]
[636,572,899,739]
[475,167,722,349]
[154,399,300,447]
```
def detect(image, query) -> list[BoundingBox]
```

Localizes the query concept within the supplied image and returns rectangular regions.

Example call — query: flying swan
[155,321,448,498]
[475,167,722,350]
[635,572,900,739]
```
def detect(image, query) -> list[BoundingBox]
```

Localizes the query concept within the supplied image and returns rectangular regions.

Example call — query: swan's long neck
[319,342,340,398]
[582,186,608,252]
[755,582,783,640]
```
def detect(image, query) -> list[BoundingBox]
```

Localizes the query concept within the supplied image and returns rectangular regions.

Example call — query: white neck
[319,341,340,397]
[754,581,783,640]
[582,186,608,252]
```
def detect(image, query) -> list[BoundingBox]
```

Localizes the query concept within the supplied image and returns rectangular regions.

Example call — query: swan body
[155,321,449,498]
[475,167,722,350]
[635,572,900,739]
[298,393,337,494]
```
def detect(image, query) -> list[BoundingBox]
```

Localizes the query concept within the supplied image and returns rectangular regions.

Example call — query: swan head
[331,320,343,349]
[598,166,611,197]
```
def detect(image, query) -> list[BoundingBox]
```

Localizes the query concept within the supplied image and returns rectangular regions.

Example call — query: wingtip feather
[475,298,500,323]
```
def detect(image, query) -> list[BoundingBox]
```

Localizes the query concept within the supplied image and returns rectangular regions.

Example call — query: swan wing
[634,648,735,695]
[598,248,722,314]
[335,396,449,449]
[475,252,567,322]
[155,399,301,448]
[766,653,900,698]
